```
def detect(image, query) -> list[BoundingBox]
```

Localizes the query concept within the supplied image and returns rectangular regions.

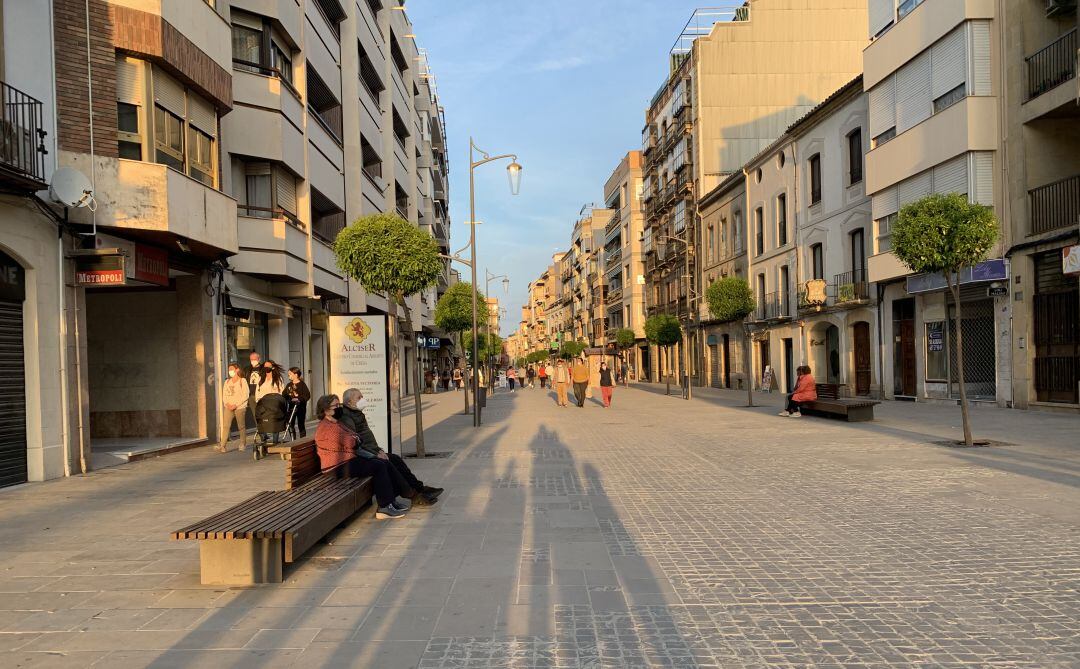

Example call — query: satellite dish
[49,167,96,209]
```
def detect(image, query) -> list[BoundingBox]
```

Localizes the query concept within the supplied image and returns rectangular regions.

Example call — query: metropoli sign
[328,314,391,452]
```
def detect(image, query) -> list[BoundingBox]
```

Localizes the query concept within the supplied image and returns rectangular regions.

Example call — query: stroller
[254,393,288,461]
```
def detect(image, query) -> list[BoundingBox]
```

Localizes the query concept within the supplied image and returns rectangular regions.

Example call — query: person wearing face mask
[253,360,287,457]
[284,367,311,439]
[219,363,250,452]
[243,352,262,431]
[338,387,443,504]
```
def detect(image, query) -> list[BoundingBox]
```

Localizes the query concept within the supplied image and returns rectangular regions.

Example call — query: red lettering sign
[76,269,126,286]
[134,244,169,286]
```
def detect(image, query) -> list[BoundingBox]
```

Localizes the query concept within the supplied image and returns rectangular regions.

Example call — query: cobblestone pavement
[1,385,1079,668]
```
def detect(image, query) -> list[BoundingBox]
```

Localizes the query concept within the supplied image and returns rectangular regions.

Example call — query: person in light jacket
[553,359,570,407]
[780,365,817,418]
[219,363,249,452]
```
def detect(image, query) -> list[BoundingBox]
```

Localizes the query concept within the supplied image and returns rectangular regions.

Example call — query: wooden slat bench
[801,383,881,422]
[172,438,372,585]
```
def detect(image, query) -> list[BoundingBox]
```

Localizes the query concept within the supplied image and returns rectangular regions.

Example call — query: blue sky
[407,0,707,336]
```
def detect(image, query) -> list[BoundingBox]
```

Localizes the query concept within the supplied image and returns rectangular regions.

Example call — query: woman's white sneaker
[789,411,802,418]
[778,411,790,417]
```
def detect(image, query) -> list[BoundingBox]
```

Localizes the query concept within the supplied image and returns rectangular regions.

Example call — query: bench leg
[845,406,875,422]
[198,538,283,585]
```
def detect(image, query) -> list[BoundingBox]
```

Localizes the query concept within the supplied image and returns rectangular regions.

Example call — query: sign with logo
[1064,245,1080,277]
[927,321,945,352]
[415,335,442,349]
[987,283,1008,298]
[906,259,1009,294]
[75,254,126,286]
[329,315,391,453]
[134,244,169,286]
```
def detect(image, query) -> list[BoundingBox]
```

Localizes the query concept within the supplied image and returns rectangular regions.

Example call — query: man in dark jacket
[339,388,444,504]
[243,351,262,427]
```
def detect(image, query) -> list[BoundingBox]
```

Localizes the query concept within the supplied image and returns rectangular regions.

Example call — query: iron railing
[834,268,870,303]
[1026,28,1077,101]
[1030,174,1080,234]
[0,81,47,189]
[237,204,304,229]
[755,291,792,321]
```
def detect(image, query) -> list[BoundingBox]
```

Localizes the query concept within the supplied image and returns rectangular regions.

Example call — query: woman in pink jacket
[779,365,817,418]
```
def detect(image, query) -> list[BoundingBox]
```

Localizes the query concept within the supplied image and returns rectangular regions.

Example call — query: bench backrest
[816,383,841,400]
[280,437,319,490]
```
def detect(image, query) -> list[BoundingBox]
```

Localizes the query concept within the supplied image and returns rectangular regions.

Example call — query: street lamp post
[468,139,521,427]
[484,269,509,394]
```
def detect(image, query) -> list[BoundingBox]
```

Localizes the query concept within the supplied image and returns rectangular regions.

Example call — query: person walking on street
[243,351,262,432]
[284,367,311,438]
[599,361,615,408]
[440,366,451,391]
[254,360,287,454]
[219,363,249,452]
[779,365,817,418]
[571,355,590,408]
[526,364,536,389]
[507,366,517,392]
[553,359,570,406]
[452,366,463,390]
[537,363,548,389]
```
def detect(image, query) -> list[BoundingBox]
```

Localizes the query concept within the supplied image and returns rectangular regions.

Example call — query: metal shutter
[933,154,968,195]
[187,94,217,137]
[970,21,992,96]
[152,66,186,117]
[896,51,931,133]
[872,186,899,219]
[274,168,297,215]
[869,77,896,137]
[898,170,933,206]
[868,0,894,38]
[0,300,27,488]
[971,151,994,206]
[931,27,966,99]
[116,56,144,105]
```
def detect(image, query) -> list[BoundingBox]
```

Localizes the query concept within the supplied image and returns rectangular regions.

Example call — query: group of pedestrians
[220,351,310,458]
[547,356,617,408]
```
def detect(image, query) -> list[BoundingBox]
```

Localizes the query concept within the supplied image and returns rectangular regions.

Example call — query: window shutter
[116,56,144,105]
[971,151,994,206]
[245,162,272,176]
[187,94,217,136]
[274,168,297,215]
[868,0,893,38]
[931,28,966,99]
[896,51,931,133]
[231,11,263,30]
[898,170,932,207]
[932,154,968,195]
[153,67,186,117]
[970,22,992,96]
[872,187,899,220]
[869,77,896,137]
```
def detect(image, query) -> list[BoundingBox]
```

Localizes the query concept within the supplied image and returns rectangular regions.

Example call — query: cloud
[530,55,587,72]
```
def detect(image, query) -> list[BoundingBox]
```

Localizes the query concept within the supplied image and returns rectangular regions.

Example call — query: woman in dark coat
[284,367,311,438]
[254,362,287,458]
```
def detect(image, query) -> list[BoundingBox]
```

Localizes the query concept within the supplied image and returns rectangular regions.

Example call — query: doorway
[709,343,721,388]
[782,338,794,392]
[825,325,840,384]
[947,293,996,400]
[892,298,916,397]
[1033,250,1080,403]
[853,321,871,396]
[640,345,650,382]
[0,250,27,488]
[722,334,731,389]
[309,331,326,400]
[758,339,770,389]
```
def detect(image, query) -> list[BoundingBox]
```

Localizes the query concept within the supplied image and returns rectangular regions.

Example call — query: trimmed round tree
[434,282,485,415]
[614,328,636,385]
[334,213,442,457]
[558,340,586,360]
[892,192,998,447]
[705,276,757,406]
[644,314,682,395]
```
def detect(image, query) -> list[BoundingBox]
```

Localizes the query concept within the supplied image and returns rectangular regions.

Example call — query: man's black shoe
[419,492,440,505]
[422,486,444,496]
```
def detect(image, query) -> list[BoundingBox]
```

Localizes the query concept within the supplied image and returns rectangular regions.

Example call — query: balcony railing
[1030,174,1080,235]
[0,81,47,190]
[238,204,304,230]
[834,269,870,303]
[755,292,792,321]
[1026,28,1077,101]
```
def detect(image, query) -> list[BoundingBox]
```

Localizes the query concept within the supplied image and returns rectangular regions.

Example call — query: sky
[406,0,709,337]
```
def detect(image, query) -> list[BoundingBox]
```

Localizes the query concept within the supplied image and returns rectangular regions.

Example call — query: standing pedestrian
[599,361,615,408]
[571,355,590,408]
[537,362,548,389]
[440,366,451,391]
[526,364,536,389]
[284,367,311,438]
[452,366,463,390]
[219,363,249,452]
[553,359,570,407]
[254,360,287,454]
[243,351,262,432]
[506,366,517,392]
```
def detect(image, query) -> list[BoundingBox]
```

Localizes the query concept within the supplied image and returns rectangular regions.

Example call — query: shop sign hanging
[75,254,126,286]
[329,314,391,453]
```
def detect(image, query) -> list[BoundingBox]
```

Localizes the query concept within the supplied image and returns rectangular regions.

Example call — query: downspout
[877,282,886,400]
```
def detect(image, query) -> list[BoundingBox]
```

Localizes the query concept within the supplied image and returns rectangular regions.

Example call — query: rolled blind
[153,66,186,117]
[972,151,994,206]
[872,186,899,220]
[116,56,144,105]
[868,0,894,38]
[932,154,968,195]
[187,94,217,136]
[970,22,992,96]
[898,170,932,206]
[274,168,297,215]
[896,51,931,133]
[931,27,966,99]
[868,77,896,137]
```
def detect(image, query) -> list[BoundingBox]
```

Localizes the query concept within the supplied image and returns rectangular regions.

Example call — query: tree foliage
[706,276,756,323]
[434,282,486,334]
[462,331,503,360]
[333,213,442,297]
[526,351,549,364]
[892,193,998,275]
[644,314,681,346]
[558,340,587,360]
[614,328,636,349]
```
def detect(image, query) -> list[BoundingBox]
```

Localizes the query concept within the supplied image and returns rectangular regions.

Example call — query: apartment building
[601,151,648,375]
[864,0,1010,406]
[643,0,868,386]
[569,208,611,345]
[43,0,449,474]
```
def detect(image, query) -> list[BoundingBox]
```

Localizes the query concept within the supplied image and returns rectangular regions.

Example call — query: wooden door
[853,321,872,396]
[899,320,916,396]
[722,335,731,389]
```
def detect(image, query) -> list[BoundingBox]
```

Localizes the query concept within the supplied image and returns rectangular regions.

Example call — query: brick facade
[53,0,118,157]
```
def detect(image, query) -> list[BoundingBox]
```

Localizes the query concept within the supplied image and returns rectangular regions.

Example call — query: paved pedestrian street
[1,386,1079,668]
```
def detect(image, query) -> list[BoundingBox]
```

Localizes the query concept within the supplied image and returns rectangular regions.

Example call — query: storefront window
[226,312,268,365]
[925,321,947,381]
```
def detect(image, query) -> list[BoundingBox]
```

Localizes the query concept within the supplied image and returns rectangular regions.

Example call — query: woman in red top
[314,395,408,519]
[780,365,817,418]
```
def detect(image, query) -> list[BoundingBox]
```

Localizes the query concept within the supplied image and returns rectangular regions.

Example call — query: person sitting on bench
[779,365,817,418]
[338,388,443,505]
[314,394,410,519]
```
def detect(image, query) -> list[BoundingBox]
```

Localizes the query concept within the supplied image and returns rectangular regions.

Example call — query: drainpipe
[57,232,70,478]
[877,282,886,400]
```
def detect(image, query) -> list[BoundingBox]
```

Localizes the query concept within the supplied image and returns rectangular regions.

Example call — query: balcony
[1026,28,1077,102]
[605,246,622,268]
[606,286,623,303]
[233,208,308,283]
[754,292,792,322]
[1030,174,1080,235]
[834,269,871,304]
[0,81,47,191]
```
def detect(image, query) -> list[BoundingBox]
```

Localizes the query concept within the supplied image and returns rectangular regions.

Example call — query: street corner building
[0,0,453,488]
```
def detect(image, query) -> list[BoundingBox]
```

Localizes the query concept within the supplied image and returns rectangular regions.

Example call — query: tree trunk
[665,346,671,395]
[399,296,426,458]
[949,274,974,447]
[743,320,754,407]
[459,331,470,416]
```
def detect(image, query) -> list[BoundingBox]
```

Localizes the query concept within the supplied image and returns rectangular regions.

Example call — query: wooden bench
[801,383,881,422]
[172,438,373,585]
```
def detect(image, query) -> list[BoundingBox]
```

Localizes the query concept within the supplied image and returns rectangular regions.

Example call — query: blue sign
[906,259,1008,294]
[426,336,442,349]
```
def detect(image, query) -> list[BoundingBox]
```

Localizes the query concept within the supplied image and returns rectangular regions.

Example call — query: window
[719,217,728,258]
[811,243,824,280]
[231,14,293,83]
[809,154,822,204]
[392,108,410,150]
[312,0,346,40]
[757,274,766,313]
[187,126,214,186]
[707,225,715,262]
[933,83,965,113]
[361,136,382,182]
[272,43,293,84]
[117,102,142,159]
[154,105,185,171]
[851,229,866,278]
[873,127,896,147]
[358,42,385,101]
[755,207,764,255]
[876,213,896,252]
[777,151,786,168]
[925,321,947,380]
[311,187,344,242]
[244,164,273,217]
[307,65,343,141]
[780,266,790,315]
[776,193,787,246]
[673,200,686,233]
[231,24,261,73]
[898,0,925,20]
[733,210,742,252]
[390,30,409,75]
[847,129,863,185]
